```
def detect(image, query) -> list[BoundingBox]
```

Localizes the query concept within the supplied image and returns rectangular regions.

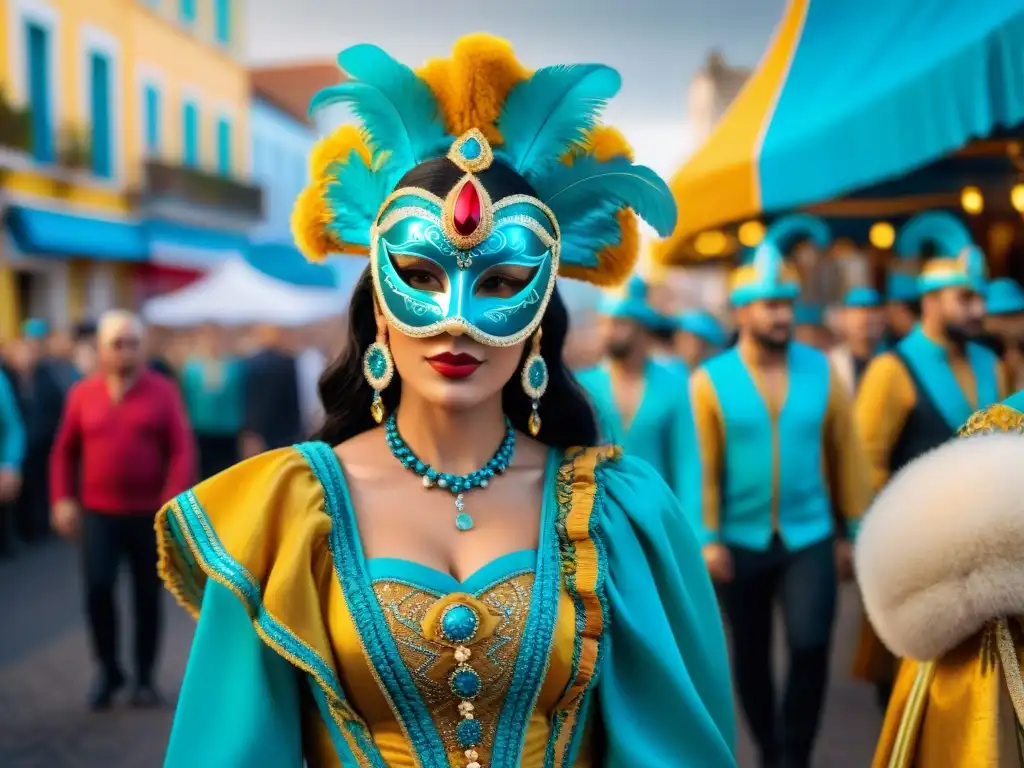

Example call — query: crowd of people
[574,213,1024,767]
[0,311,341,708]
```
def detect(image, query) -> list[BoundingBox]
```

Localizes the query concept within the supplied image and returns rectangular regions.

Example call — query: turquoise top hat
[986,278,1024,316]
[896,212,987,295]
[886,272,919,303]
[599,274,661,328]
[843,287,882,308]
[21,318,48,339]
[676,309,727,347]
[729,214,830,307]
[794,302,824,327]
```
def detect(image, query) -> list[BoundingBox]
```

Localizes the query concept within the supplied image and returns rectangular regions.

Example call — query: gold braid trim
[958,403,1024,437]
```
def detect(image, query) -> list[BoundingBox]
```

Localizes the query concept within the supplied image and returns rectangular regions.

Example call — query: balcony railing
[140,160,263,219]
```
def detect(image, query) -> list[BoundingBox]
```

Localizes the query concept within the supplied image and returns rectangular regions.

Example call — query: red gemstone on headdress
[453,182,481,236]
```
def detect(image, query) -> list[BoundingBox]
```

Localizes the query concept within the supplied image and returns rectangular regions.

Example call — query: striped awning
[655,0,1024,264]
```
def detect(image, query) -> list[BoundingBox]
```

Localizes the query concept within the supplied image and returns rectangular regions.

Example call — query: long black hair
[314,157,599,448]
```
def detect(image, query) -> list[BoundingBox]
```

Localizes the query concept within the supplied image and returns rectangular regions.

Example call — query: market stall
[142,257,346,327]
[655,0,1024,265]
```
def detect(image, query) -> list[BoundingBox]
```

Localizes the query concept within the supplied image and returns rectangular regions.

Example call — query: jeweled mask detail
[370,132,561,347]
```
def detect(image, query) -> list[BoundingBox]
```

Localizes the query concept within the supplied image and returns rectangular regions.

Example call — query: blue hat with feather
[599,274,661,328]
[886,272,919,303]
[896,212,987,295]
[292,35,677,350]
[986,278,1024,316]
[676,309,727,347]
[843,287,882,308]
[21,317,48,339]
[729,214,830,307]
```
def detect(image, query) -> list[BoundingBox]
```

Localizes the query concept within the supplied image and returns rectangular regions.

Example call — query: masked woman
[156,34,735,768]
[857,389,1024,766]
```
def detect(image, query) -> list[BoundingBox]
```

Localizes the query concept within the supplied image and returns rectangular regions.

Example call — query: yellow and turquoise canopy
[656,0,1024,263]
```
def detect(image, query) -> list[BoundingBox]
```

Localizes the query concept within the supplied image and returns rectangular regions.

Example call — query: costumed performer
[884,272,920,347]
[829,287,884,396]
[690,213,868,768]
[852,211,1009,712]
[157,34,736,768]
[984,278,1024,392]
[576,274,700,506]
[675,309,728,369]
[857,389,1024,767]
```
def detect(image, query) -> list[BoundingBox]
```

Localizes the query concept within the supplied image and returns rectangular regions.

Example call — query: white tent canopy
[142,257,346,327]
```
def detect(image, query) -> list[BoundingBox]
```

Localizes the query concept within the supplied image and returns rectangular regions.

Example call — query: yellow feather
[308,125,372,182]
[291,183,335,263]
[417,34,529,145]
[562,125,635,165]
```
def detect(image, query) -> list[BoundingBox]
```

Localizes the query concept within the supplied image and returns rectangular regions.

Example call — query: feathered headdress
[896,212,987,294]
[291,34,676,286]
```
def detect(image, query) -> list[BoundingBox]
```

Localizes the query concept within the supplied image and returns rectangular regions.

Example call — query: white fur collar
[855,432,1024,661]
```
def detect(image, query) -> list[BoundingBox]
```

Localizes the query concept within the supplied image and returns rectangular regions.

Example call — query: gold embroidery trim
[958,404,1024,437]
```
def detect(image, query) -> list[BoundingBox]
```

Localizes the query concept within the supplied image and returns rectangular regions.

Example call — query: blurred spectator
[45,327,81,391]
[241,325,302,456]
[72,320,98,378]
[50,310,195,710]
[6,319,69,544]
[0,365,25,558]
[180,325,244,479]
[295,327,327,438]
[147,328,177,380]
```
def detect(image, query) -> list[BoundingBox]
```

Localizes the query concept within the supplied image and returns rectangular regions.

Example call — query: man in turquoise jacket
[576,275,701,512]
[690,215,868,768]
[0,364,26,557]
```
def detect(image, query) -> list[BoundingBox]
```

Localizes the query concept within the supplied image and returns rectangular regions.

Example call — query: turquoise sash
[897,327,1000,431]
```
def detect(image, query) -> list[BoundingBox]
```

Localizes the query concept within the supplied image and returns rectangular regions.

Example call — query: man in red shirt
[50,310,194,710]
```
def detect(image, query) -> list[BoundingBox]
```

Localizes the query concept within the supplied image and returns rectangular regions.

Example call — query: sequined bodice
[300,554,583,768]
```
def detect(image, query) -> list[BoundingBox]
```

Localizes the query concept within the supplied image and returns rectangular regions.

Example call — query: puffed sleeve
[165,580,303,767]
[156,445,371,765]
[596,454,737,767]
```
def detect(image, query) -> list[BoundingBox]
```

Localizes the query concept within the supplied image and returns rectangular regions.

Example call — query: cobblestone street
[1,540,881,767]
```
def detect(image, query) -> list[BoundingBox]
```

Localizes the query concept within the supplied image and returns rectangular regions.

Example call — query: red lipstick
[427,352,482,379]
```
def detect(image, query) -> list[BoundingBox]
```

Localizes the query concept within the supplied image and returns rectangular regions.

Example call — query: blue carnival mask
[369,131,560,347]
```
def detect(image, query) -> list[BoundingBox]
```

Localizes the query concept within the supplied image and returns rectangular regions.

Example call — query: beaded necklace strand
[384,413,516,531]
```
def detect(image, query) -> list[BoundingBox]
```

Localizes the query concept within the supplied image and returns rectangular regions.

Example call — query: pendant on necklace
[454,493,473,532]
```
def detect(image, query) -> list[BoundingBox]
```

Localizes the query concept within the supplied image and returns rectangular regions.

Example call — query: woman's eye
[476,273,529,298]
[401,269,444,291]
[390,253,446,292]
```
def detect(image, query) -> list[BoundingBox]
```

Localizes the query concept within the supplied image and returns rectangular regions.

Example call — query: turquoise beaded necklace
[384,413,516,532]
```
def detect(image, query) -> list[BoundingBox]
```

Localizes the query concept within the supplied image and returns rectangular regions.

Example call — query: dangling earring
[363,334,395,424]
[521,329,549,437]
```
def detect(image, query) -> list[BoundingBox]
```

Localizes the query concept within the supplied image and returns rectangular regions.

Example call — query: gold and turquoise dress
[157,442,736,767]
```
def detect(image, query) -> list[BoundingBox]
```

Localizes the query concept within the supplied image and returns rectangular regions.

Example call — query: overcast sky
[246,0,786,177]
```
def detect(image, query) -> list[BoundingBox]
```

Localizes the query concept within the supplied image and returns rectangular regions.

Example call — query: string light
[737,220,765,247]
[868,222,895,249]
[960,186,984,215]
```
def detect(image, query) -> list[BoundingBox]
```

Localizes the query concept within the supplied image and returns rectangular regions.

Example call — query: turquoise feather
[497,64,621,179]
[896,211,974,258]
[309,44,449,174]
[538,155,677,238]
[322,150,394,247]
[559,201,625,268]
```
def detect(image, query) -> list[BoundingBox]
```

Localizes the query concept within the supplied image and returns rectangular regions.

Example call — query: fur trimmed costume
[856,392,1024,767]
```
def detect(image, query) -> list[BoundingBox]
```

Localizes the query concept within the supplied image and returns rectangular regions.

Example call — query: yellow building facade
[0,0,254,340]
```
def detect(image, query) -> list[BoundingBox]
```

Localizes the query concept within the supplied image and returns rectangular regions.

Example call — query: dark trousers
[197,433,239,481]
[15,448,51,542]
[82,511,162,685]
[719,535,837,768]
[0,502,15,557]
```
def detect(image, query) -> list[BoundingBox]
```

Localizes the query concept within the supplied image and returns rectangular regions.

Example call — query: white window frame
[78,24,123,184]
[8,0,62,158]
